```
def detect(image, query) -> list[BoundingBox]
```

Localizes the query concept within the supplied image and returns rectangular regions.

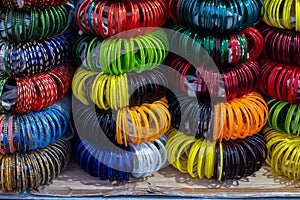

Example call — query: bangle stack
[165,0,267,181]
[72,0,169,182]
[259,0,300,180]
[0,0,73,192]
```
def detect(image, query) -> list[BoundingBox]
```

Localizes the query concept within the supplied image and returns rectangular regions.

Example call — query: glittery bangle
[2,0,68,9]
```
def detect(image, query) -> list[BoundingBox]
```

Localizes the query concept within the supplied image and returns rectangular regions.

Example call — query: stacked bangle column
[259,0,300,180]
[0,1,73,191]
[72,0,170,181]
[165,0,268,180]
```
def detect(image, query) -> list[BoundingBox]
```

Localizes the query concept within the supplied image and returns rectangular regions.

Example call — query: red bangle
[75,0,168,38]
[1,0,68,9]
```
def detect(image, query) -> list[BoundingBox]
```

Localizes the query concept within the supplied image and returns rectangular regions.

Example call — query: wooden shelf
[2,159,299,198]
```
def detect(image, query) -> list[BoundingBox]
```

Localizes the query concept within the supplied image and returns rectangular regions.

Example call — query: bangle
[165,54,260,100]
[0,5,70,42]
[259,58,300,104]
[263,126,300,180]
[263,0,300,31]
[169,24,263,65]
[74,0,167,38]
[169,0,263,32]
[166,128,267,181]
[0,139,71,192]
[168,91,268,141]
[2,0,68,9]
[72,29,169,75]
[259,23,300,66]
[72,67,167,110]
[73,97,171,147]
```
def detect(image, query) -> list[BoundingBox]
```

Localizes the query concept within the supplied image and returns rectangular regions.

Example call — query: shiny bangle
[74,0,167,38]
[169,0,263,32]
[0,139,71,192]
[2,0,68,9]
[0,5,70,42]
[259,24,300,66]
[73,97,171,147]
[169,24,263,65]
[166,128,267,181]
[259,58,300,104]
[72,67,167,110]
[263,0,300,31]
[263,126,300,180]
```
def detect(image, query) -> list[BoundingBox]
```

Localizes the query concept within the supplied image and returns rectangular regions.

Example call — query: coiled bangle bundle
[72,29,168,75]
[165,54,260,100]
[74,0,168,38]
[72,67,167,110]
[0,5,70,42]
[0,35,69,76]
[0,101,70,154]
[259,58,300,105]
[259,24,300,66]
[168,0,263,32]
[166,128,267,181]
[264,126,300,180]
[73,98,170,147]
[263,0,300,31]
[267,98,300,136]
[168,91,268,141]
[169,25,263,65]
[0,139,71,192]
[2,0,68,9]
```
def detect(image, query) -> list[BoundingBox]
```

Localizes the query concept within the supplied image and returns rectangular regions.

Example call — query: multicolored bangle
[72,29,168,75]
[2,0,68,9]
[0,139,71,192]
[0,5,70,42]
[168,0,263,32]
[166,128,267,181]
[264,126,300,180]
[259,58,300,105]
[74,0,168,38]
[72,67,167,110]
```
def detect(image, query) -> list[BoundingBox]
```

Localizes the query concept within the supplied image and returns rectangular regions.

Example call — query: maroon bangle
[2,0,68,9]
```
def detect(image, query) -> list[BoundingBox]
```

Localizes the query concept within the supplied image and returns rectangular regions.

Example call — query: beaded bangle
[169,25,263,65]
[263,0,300,31]
[259,58,300,105]
[0,35,69,77]
[72,29,168,75]
[0,5,70,42]
[169,0,263,32]
[259,24,300,66]
[165,54,260,100]
[166,128,267,181]
[2,0,68,9]
[73,97,171,147]
[74,0,167,38]
[72,67,167,110]
[263,126,300,180]
[168,91,268,141]
[0,139,71,192]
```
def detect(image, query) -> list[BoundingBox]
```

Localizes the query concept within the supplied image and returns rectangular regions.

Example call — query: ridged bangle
[168,91,268,141]
[263,0,300,31]
[0,5,70,42]
[72,29,168,75]
[2,0,68,9]
[263,126,300,180]
[168,0,263,32]
[74,0,168,38]
[0,35,69,77]
[259,23,300,66]
[166,128,267,181]
[165,54,261,100]
[72,67,167,110]
[0,139,71,192]
[73,97,171,147]
[259,58,300,104]
[169,24,263,65]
